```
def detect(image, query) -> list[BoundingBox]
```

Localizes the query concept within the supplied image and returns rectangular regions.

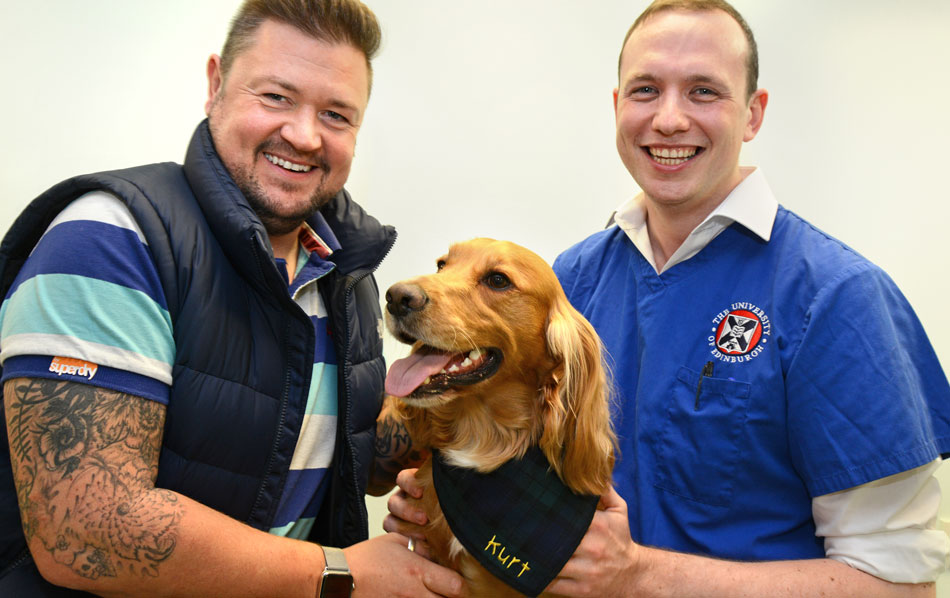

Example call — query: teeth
[468,349,483,360]
[649,147,697,166]
[461,357,472,367]
[423,376,432,384]
[651,147,696,158]
[264,153,313,172]
[448,364,460,373]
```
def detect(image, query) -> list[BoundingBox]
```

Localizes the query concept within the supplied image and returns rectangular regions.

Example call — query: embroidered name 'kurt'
[484,534,531,578]
[49,356,98,380]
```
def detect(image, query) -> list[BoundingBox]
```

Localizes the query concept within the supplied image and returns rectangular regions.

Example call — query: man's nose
[652,95,690,135]
[281,108,322,153]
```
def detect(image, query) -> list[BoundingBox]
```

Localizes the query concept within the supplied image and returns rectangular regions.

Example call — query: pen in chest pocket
[694,361,715,411]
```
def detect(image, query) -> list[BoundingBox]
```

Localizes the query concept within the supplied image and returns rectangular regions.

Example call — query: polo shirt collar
[300,212,341,259]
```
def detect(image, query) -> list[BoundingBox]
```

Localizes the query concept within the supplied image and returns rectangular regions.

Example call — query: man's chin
[245,188,338,236]
[259,216,306,237]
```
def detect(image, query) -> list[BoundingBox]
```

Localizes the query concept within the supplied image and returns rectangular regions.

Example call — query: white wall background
[3,0,949,588]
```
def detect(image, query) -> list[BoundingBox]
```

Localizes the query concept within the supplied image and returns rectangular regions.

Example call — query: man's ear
[744,88,769,142]
[205,54,224,116]
[613,87,620,118]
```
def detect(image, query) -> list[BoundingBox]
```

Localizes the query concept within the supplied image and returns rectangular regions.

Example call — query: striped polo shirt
[0,190,338,538]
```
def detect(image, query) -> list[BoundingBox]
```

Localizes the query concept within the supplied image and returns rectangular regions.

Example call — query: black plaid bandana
[431,447,599,597]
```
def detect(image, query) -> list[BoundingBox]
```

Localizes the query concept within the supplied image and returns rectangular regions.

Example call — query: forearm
[632,547,934,598]
[29,489,324,597]
[552,490,936,598]
[5,377,325,596]
[368,398,427,495]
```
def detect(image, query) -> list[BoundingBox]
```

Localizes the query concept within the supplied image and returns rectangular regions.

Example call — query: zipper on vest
[246,231,312,528]
[337,230,397,540]
[0,547,32,578]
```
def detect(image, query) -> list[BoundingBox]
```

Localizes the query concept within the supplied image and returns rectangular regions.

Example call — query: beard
[233,164,337,236]
[218,133,339,236]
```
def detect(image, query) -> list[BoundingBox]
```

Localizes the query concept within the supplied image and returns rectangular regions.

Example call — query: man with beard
[0,1,464,597]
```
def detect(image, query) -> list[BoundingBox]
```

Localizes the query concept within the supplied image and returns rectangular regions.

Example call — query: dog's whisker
[458,328,478,351]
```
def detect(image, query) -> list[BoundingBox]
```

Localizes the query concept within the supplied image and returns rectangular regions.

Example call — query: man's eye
[263,93,288,103]
[323,110,349,124]
[484,272,512,290]
[630,86,656,95]
[692,87,718,99]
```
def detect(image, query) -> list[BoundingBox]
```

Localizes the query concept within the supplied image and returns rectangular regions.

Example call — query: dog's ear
[539,294,616,496]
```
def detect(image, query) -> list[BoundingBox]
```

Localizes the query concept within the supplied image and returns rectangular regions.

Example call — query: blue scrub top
[554,207,950,561]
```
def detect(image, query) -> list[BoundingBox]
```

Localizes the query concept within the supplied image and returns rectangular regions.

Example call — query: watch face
[321,572,353,597]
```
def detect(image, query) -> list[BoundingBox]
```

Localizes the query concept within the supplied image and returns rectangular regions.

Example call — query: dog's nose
[386,282,429,317]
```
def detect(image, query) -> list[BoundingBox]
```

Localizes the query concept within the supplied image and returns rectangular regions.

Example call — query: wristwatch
[319,546,353,598]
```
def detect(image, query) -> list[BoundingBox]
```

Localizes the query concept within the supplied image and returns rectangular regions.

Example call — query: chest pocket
[653,365,752,507]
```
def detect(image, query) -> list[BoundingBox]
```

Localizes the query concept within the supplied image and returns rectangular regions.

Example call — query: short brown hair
[618,0,759,99]
[220,0,381,91]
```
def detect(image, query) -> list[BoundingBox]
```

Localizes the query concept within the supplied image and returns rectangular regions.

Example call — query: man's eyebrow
[684,74,728,87]
[326,97,360,113]
[627,72,658,83]
[620,72,657,91]
[250,75,301,94]
[622,72,732,93]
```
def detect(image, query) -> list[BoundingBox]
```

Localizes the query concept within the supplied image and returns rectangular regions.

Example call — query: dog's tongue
[386,351,453,397]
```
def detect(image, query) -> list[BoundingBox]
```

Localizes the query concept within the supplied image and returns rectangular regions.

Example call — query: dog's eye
[436,260,446,272]
[484,272,512,290]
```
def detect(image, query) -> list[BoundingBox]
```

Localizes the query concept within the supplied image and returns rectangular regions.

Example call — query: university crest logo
[708,303,771,363]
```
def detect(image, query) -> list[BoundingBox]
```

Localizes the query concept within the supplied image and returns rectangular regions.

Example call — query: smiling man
[547,0,950,596]
[0,1,464,597]
[205,17,369,264]
[611,6,766,270]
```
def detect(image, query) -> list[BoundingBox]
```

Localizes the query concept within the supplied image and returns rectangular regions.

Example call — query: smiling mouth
[385,344,503,399]
[646,147,702,166]
[264,152,314,173]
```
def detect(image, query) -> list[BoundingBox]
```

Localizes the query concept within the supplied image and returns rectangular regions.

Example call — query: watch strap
[321,546,349,573]
[318,546,352,598]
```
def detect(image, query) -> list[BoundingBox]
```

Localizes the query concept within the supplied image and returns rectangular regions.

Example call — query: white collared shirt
[611,168,948,582]
[614,167,777,274]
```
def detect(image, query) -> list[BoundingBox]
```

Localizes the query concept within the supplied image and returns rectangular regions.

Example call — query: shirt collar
[707,167,778,242]
[613,167,778,273]
[299,212,341,259]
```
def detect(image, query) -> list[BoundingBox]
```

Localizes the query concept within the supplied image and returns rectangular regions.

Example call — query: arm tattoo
[4,378,181,580]
[374,412,427,481]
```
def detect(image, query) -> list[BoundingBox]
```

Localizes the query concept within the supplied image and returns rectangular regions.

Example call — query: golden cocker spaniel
[383,238,616,597]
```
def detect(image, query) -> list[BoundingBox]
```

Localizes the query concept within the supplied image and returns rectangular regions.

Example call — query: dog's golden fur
[382,238,616,597]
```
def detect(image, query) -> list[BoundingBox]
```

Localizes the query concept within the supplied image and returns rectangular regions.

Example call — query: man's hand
[383,470,641,597]
[345,533,466,598]
[383,468,431,549]
[546,487,640,598]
